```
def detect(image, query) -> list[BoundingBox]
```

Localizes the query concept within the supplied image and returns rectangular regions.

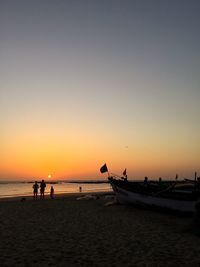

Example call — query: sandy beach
[0,193,200,267]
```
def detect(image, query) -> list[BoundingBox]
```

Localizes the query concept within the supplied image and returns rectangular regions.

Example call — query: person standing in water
[33,181,39,200]
[40,180,46,199]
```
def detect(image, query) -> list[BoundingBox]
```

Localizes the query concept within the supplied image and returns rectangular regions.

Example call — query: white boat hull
[110,182,196,213]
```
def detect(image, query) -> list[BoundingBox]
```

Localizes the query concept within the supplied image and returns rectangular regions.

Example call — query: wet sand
[0,193,200,267]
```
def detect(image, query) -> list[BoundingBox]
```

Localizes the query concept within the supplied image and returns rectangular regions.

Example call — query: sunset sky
[1,0,199,181]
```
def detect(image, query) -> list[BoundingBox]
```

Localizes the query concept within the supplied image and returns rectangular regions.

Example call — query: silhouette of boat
[108,177,200,213]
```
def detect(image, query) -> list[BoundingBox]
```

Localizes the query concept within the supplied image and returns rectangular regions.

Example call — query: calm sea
[0,181,112,198]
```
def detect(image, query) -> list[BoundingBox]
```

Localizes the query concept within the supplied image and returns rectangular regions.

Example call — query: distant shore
[0,180,110,184]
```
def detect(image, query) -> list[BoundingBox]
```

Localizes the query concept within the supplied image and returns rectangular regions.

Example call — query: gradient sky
[1,0,199,180]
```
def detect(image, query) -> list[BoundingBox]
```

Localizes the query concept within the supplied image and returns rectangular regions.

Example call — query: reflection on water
[0,182,112,198]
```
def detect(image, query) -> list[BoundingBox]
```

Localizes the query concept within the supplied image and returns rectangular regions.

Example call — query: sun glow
[48,174,52,179]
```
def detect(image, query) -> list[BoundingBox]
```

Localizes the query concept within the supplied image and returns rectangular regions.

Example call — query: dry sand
[0,193,200,267]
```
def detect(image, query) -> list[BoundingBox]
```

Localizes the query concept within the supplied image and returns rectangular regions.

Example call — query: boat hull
[110,180,196,213]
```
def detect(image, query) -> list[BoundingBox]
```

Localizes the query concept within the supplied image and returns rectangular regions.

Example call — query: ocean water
[0,181,112,198]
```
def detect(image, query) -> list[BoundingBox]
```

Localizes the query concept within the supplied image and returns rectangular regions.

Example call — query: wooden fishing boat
[108,177,200,213]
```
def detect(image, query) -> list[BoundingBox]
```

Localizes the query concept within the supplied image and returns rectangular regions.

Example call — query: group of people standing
[33,180,54,200]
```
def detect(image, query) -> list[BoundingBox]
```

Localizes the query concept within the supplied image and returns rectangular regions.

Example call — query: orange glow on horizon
[1,122,199,180]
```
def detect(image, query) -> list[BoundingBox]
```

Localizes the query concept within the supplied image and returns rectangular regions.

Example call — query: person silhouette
[158,177,162,184]
[33,181,39,200]
[143,176,149,187]
[40,180,46,199]
[50,186,54,199]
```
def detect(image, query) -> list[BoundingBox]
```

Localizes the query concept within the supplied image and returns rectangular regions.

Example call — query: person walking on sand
[40,179,46,199]
[50,186,54,199]
[33,181,39,200]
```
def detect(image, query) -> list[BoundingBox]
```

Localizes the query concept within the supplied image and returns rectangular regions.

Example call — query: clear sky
[1,0,199,180]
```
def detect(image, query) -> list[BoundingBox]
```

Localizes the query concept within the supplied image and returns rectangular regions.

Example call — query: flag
[100,164,108,173]
[123,168,127,176]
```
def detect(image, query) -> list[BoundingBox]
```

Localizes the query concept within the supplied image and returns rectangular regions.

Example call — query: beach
[0,193,200,267]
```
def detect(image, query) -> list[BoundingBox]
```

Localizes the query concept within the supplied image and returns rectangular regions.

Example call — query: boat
[108,176,200,214]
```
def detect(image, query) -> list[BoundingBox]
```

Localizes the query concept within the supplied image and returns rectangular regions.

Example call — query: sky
[0,0,199,181]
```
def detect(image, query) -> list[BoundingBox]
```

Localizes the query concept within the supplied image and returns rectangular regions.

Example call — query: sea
[0,181,112,198]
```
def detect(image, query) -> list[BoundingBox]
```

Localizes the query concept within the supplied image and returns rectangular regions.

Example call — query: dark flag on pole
[100,163,108,173]
[123,168,127,176]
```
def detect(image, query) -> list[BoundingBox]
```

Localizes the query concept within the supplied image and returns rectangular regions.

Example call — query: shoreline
[0,191,114,202]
